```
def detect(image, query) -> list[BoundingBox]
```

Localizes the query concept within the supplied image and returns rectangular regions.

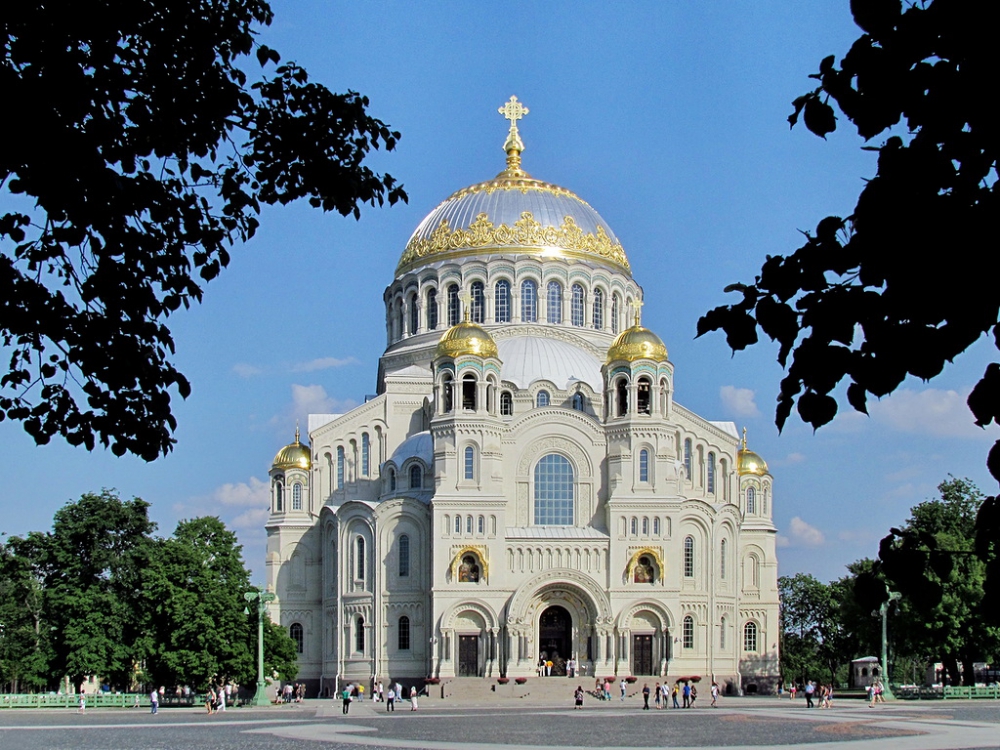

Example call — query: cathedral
[265,97,780,696]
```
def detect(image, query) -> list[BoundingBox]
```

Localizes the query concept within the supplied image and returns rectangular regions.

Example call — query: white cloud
[291,383,337,416]
[291,356,360,373]
[233,362,263,378]
[868,387,985,438]
[786,516,826,548]
[211,477,269,508]
[231,507,270,531]
[719,385,760,417]
[776,534,790,548]
[774,452,806,467]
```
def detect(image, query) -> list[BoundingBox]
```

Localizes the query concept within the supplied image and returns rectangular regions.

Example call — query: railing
[0,693,211,709]
[943,685,1000,700]
[895,685,1000,700]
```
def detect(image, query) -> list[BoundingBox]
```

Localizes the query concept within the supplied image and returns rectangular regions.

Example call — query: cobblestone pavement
[0,697,997,750]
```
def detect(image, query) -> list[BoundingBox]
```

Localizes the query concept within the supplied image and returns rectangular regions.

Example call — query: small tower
[269,424,312,517]
[603,306,672,421]
[736,428,771,521]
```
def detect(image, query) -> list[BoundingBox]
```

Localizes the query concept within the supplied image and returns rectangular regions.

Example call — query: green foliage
[0,0,406,460]
[0,541,51,691]
[697,0,1000,617]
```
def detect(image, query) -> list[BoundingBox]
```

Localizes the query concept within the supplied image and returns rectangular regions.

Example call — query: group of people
[866,680,886,707]
[279,682,306,704]
[789,681,834,709]
[340,681,418,714]
[587,679,713,709]
[205,683,233,713]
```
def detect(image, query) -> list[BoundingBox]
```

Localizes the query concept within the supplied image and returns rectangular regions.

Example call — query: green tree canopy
[1,0,406,460]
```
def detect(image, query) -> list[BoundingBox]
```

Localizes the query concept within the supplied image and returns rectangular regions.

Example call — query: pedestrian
[206,687,215,714]
[682,681,691,708]
[672,683,680,709]
[342,685,352,714]
[710,681,719,708]
[654,682,662,709]
[376,681,384,703]
[386,686,395,711]
[805,681,815,708]
[217,684,226,712]
[78,691,86,713]
[790,683,796,701]
[410,685,418,711]
[574,685,584,709]
[150,688,159,715]
[642,683,650,709]
[603,679,612,701]
[690,684,698,707]
[620,679,627,702]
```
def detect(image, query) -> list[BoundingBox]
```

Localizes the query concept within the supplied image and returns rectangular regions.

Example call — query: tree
[779,572,857,686]
[0,540,51,692]
[1,1,407,460]
[697,0,1000,618]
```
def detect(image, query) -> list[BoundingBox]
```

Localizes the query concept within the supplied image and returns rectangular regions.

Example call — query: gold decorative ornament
[625,547,665,582]
[606,306,668,363]
[498,95,529,176]
[272,423,311,470]
[736,427,769,476]
[436,319,499,359]
[450,546,489,582]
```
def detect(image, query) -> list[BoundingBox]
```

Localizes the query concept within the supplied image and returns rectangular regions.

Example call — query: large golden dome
[396,96,630,276]
[272,426,311,471]
[606,317,668,363]
[736,429,768,476]
[436,320,499,359]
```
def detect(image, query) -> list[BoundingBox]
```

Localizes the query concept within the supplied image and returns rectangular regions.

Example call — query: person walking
[603,679,612,701]
[78,691,86,713]
[620,679,627,702]
[410,685,418,711]
[710,682,719,708]
[150,688,159,715]
[574,685,584,709]
[217,684,226,712]
[387,686,396,712]
[672,683,680,709]
[642,683,650,710]
[654,682,662,710]
[690,684,698,707]
[790,683,797,701]
[805,681,815,708]
[682,682,691,708]
[342,686,352,714]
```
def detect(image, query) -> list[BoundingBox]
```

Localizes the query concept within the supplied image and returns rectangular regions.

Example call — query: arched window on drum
[521,280,537,322]
[495,280,511,323]
[470,281,485,323]
[571,284,585,326]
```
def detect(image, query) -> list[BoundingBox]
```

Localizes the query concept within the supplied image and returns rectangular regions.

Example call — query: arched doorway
[538,605,572,676]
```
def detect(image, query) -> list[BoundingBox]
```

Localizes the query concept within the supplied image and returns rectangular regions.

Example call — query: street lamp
[244,589,277,707]
[877,590,902,700]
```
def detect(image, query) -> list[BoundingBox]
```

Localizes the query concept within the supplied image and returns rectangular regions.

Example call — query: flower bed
[424,677,440,685]
[497,677,509,685]
[625,676,638,684]
[514,677,527,685]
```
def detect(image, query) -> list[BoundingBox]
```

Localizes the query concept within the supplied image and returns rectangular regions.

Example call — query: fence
[0,693,212,709]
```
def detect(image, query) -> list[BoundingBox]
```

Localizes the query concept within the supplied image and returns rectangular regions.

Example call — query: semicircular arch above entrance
[507,568,611,627]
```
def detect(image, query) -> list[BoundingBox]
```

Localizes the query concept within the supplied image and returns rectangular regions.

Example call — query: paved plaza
[0,696,997,750]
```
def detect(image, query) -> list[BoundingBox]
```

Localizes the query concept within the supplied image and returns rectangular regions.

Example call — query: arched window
[653,517,660,535]
[471,281,485,323]
[427,288,439,330]
[454,515,461,534]
[356,537,365,580]
[642,517,649,536]
[745,555,760,588]
[500,391,513,416]
[637,377,651,415]
[388,468,396,492]
[744,622,758,652]
[462,373,476,411]
[683,439,692,480]
[571,284,585,326]
[409,464,422,490]
[292,482,302,511]
[707,452,716,494]
[616,378,628,416]
[289,622,304,654]
[534,454,574,525]
[536,390,550,408]
[361,433,370,476]
[720,616,727,649]
[747,487,756,514]
[356,616,365,653]
[477,515,484,534]
[593,288,604,330]
[274,479,283,512]
[494,280,511,323]
[337,446,345,489]
[398,534,410,577]
[442,374,454,413]
[398,616,411,650]
[612,294,621,334]
[466,515,473,535]
[464,446,475,480]
[720,538,728,580]
[683,536,694,578]
[639,449,649,483]
[546,281,562,323]
[447,284,460,326]
[683,616,694,649]
[395,298,404,340]
[630,517,638,535]
[521,280,537,322]
[409,292,419,335]
[572,392,585,411]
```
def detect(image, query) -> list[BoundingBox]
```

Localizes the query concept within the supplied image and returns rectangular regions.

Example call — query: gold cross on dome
[498,95,529,125]
[498,96,529,169]
[633,297,644,326]
[458,290,473,322]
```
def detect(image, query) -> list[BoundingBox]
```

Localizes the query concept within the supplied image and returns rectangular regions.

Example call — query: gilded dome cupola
[606,309,668,364]
[436,307,499,360]
[736,428,768,476]
[272,425,311,471]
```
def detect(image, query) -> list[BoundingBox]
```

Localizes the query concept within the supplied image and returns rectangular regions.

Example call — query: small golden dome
[435,320,499,359]
[606,312,668,363]
[737,428,768,476]
[272,425,311,471]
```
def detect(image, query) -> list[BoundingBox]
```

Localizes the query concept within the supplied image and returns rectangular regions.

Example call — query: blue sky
[2,1,996,584]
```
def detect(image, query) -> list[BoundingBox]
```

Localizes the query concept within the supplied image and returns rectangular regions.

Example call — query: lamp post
[244,589,277,707]
[879,590,902,700]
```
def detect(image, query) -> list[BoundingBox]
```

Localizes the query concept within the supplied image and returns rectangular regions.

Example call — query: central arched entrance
[538,605,572,675]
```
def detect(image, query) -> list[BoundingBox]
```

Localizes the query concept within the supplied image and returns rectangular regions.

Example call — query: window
[637,377,651,414]
[612,294,620,334]
[683,616,694,649]
[442,374,453,413]
[398,616,411,650]
[447,284,460,326]
[500,391,513,416]
[462,374,476,411]
[744,622,758,652]
[356,537,365,580]
[720,617,727,649]
[409,292,419,335]
[521,280,537,322]
[409,464,422,490]
[630,517,638,536]
[274,480,283,512]
[536,390,550,408]
[616,378,628,416]
[292,482,302,511]
[683,439,692,480]
[571,284,585,326]
[471,281,485,323]
[454,515,461,534]
[707,452,716,494]
[289,622,304,654]
[395,298,404,340]
[534,454,574,525]
[495,280,511,323]
[747,487,756,514]
[592,288,604,330]
[464,446,475,480]
[642,517,649,535]
[356,616,365,653]
[478,515,485,534]
[653,517,660,535]
[546,281,562,323]
[399,535,410,577]
[388,468,396,492]
[361,433,370,476]
[639,449,649,482]
[572,393,585,411]
[466,515,473,535]
[683,536,694,578]
[720,538,727,580]
[427,288,439,330]
[336,446,345,489]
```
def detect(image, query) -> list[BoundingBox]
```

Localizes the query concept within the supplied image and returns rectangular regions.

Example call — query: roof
[498,336,603,392]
